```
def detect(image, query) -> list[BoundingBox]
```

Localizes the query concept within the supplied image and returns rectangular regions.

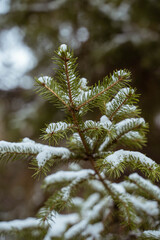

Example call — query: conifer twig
[109,93,132,121]
[90,157,112,194]
[41,82,70,109]
[64,57,74,107]
[76,77,123,110]
[63,56,90,153]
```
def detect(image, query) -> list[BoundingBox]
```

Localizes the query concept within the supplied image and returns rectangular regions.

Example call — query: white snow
[59,44,67,52]
[36,146,70,167]
[100,115,112,128]
[0,139,41,155]
[0,138,71,167]
[110,70,128,83]
[142,230,160,239]
[72,197,84,206]
[111,183,126,194]
[44,213,79,240]
[84,120,96,128]
[69,162,82,171]
[65,194,112,239]
[104,149,157,169]
[65,219,88,239]
[129,173,160,201]
[46,121,69,134]
[121,181,138,191]
[83,116,112,134]
[99,136,110,152]
[38,76,52,86]
[116,70,129,77]
[82,193,100,215]
[128,195,159,216]
[105,87,135,119]
[89,179,106,193]
[0,27,37,90]
[44,169,95,186]
[71,133,81,145]
[117,104,137,113]
[123,131,142,139]
[115,118,145,135]
[0,218,41,231]
[99,117,145,151]
[82,222,104,239]
[79,77,88,89]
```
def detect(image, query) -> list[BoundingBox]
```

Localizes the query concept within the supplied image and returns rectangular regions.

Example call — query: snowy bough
[0,44,160,240]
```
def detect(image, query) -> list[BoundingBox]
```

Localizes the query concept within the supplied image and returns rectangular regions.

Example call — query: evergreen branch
[109,92,133,121]
[0,152,35,166]
[76,76,123,110]
[128,173,160,203]
[64,57,74,107]
[43,169,95,188]
[116,195,137,229]
[90,157,113,195]
[101,150,160,181]
[61,49,90,153]
[39,81,70,110]
[0,218,47,239]
[42,121,75,144]
[38,173,94,223]
[99,117,148,152]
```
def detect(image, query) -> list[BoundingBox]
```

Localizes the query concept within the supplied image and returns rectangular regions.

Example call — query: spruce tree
[0,44,160,240]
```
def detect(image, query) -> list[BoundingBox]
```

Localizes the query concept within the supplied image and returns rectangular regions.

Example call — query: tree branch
[41,83,70,110]
[76,77,123,110]
[109,93,133,121]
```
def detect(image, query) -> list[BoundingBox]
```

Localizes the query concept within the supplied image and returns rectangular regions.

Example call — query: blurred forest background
[0,0,160,223]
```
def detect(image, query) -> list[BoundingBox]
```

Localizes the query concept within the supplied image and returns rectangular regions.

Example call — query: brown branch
[76,77,123,110]
[71,111,90,153]
[62,57,90,153]
[64,57,74,107]
[90,157,112,194]
[41,83,70,109]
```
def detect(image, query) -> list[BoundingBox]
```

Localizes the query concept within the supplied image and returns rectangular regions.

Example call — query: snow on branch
[0,138,40,154]
[105,149,158,169]
[105,150,157,168]
[141,230,160,240]
[0,218,42,232]
[99,117,146,151]
[46,121,70,134]
[0,138,71,167]
[115,117,146,136]
[108,70,129,85]
[127,194,159,216]
[44,213,79,240]
[36,146,70,167]
[102,149,160,180]
[129,173,160,201]
[44,169,95,187]
[105,87,135,118]
[64,195,111,239]
[83,116,112,132]
[76,70,130,111]
[38,76,53,87]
